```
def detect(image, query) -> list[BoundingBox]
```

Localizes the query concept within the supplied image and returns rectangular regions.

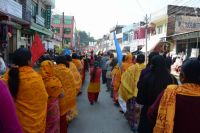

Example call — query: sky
[55,0,200,39]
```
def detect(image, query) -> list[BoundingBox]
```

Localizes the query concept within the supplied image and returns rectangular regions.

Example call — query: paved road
[68,72,132,133]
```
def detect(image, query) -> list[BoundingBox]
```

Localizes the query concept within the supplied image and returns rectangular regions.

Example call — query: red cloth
[88,92,99,103]
[31,34,45,66]
[60,114,68,133]
[90,67,102,83]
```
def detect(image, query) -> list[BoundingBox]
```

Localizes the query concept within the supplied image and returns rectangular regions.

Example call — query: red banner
[31,34,45,66]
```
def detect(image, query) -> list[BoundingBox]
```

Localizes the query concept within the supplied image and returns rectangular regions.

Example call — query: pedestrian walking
[106,53,114,93]
[3,48,48,133]
[119,54,146,132]
[100,53,109,84]
[54,56,77,132]
[40,60,64,133]
[136,55,178,133]
[87,60,102,105]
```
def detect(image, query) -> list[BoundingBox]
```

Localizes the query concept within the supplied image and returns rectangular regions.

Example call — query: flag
[31,34,45,66]
[113,32,123,68]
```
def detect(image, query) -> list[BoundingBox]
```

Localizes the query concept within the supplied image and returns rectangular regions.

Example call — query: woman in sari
[152,58,200,133]
[119,54,146,132]
[40,60,64,133]
[54,56,78,126]
[121,53,133,73]
[3,48,48,133]
[66,55,82,95]
[72,53,83,79]
[87,60,102,105]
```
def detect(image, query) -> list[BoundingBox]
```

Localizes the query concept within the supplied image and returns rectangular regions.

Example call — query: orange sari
[72,59,84,84]
[54,64,78,122]
[3,66,48,133]
[121,53,133,73]
[40,60,64,133]
[69,62,82,94]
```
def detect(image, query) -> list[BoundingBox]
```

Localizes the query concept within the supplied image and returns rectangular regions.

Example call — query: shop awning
[141,35,161,52]
[30,22,53,36]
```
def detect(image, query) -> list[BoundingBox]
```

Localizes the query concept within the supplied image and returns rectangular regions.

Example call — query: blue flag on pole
[113,32,123,69]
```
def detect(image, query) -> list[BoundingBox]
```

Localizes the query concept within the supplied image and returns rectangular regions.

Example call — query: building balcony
[41,0,55,9]
[0,0,22,19]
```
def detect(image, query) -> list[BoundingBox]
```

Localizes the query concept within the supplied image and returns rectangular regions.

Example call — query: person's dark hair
[122,55,126,62]
[148,52,159,66]
[181,58,200,84]
[8,48,31,99]
[110,58,118,70]
[66,55,72,62]
[198,55,200,61]
[72,53,78,59]
[110,53,114,59]
[91,61,99,82]
[136,54,145,64]
[56,55,69,67]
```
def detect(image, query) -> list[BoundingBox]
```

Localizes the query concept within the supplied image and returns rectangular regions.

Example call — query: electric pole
[62,12,64,48]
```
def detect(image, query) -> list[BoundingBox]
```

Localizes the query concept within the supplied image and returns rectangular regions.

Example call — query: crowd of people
[0,48,89,133]
[98,51,200,133]
[0,47,200,133]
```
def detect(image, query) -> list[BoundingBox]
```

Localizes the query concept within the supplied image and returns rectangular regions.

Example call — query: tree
[75,30,96,46]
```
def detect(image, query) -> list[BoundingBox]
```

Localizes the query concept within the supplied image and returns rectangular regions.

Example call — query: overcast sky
[55,0,200,39]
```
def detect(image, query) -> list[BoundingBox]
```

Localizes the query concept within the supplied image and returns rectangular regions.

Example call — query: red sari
[87,67,102,103]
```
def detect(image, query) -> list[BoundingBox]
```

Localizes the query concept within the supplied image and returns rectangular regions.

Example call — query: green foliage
[75,30,96,46]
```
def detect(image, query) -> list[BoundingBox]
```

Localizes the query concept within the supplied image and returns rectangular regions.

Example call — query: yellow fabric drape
[72,59,83,73]
[69,62,82,94]
[3,66,48,133]
[153,83,200,133]
[54,64,78,122]
[40,60,63,100]
[111,65,121,91]
[122,53,133,73]
[119,63,145,102]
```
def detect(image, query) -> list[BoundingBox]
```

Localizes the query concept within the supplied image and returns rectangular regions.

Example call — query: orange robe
[69,62,82,94]
[121,53,133,73]
[54,64,78,122]
[72,59,84,84]
[3,66,48,133]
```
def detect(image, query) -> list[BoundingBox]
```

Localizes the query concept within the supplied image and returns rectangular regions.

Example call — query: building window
[64,28,71,34]
[157,25,163,34]
[64,19,72,24]
[41,8,46,19]
[52,19,61,24]
[31,1,38,19]
[64,38,71,44]
[52,28,60,34]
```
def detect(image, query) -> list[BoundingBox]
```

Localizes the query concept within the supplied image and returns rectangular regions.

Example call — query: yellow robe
[3,66,48,133]
[54,64,78,122]
[69,62,82,94]
[119,63,145,102]
[72,59,84,84]
[40,60,64,102]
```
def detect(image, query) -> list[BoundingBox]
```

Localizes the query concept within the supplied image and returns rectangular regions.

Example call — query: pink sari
[46,99,60,133]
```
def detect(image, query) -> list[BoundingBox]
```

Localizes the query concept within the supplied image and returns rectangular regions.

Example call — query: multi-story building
[0,0,55,61]
[51,15,75,48]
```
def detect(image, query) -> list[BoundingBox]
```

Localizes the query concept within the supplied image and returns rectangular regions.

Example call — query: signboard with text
[175,15,200,33]
[45,5,51,29]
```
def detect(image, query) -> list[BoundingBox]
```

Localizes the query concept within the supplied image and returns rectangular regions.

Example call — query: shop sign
[175,15,200,33]
[45,6,51,29]
[36,15,45,26]
[0,0,22,18]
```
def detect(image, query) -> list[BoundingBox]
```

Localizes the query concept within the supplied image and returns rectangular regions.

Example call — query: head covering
[40,60,54,78]
[151,55,166,69]
[125,53,132,63]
